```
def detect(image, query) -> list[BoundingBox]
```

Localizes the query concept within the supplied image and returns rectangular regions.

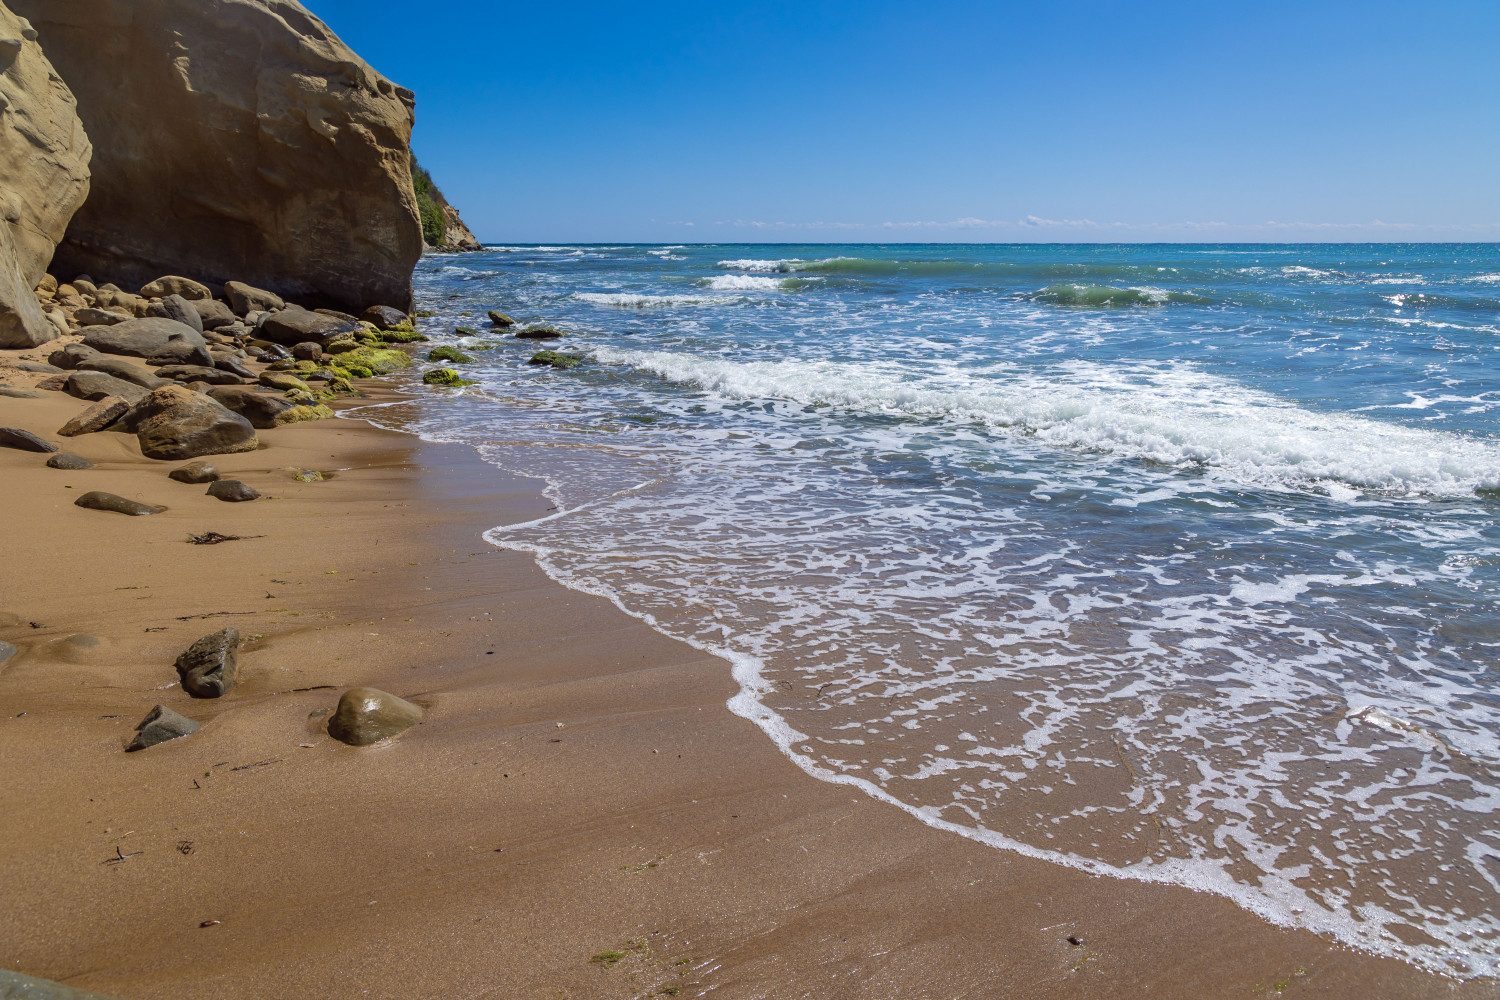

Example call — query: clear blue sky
[307,1,1497,243]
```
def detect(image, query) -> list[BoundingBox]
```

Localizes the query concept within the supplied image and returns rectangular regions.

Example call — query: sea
[361,244,1500,977]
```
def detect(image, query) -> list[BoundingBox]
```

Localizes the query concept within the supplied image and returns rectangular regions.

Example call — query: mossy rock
[488,310,515,327]
[422,367,478,387]
[515,326,565,340]
[428,346,474,364]
[326,340,362,355]
[375,327,429,344]
[455,326,481,337]
[328,346,412,377]
[528,350,582,370]
[260,371,311,392]
[414,310,437,318]
[274,403,336,425]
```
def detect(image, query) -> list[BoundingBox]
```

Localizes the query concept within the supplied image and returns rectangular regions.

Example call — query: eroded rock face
[14,0,422,311]
[0,1,92,348]
[175,627,237,697]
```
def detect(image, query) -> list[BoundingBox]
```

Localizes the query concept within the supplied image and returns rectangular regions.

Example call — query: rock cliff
[413,155,482,252]
[0,0,91,347]
[12,0,424,311]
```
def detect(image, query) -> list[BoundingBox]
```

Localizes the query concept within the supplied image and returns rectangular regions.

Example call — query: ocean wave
[589,349,1500,495]
[700,274,817,291]
[717,258,800,272]
[1028,284,1213,307]
[1381,292,1500,311]
[574,291,728,308]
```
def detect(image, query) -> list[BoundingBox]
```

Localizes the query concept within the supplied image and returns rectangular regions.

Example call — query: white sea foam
[702,274,807,291]
[574,291,726,308]
[717,258,799,272]
[589,348,1500,495]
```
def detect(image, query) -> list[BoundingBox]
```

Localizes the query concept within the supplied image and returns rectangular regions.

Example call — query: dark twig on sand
[187,531,265,545]
[174,611,256,621]
[230,758,283,771]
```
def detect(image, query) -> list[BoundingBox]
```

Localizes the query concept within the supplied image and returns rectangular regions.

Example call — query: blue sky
[308,1,1498,243]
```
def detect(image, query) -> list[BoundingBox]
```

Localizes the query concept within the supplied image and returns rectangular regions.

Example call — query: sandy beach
[0,352,1492,999]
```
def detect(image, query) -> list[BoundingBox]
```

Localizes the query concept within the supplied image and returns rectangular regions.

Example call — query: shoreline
[1,356,1496,998]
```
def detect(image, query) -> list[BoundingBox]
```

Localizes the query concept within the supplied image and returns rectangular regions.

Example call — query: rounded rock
[169,460,219,483]
[327,687,423,746]
[206,479,259,502]
[47,453,94,470]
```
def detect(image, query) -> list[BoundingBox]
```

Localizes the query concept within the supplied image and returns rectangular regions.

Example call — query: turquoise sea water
[371,244,1500,976]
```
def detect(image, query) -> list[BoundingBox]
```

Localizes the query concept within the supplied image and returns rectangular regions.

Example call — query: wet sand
[1,355,1494,999]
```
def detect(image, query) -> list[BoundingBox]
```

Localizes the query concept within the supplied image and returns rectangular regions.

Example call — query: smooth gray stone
[5,361,64,374]
[82,317,211,367]
[175,627,238,697]
[74,491,164,516]
[76,356,170,389]
[64,371,149,405]
[154,365,246,386]
[157,293,204,334]
[126,704,198,751]
[0,387,42,399]
[0,641,15,666]
[0,427,58,452]
[47,453,94,470]
[0,967,125,999]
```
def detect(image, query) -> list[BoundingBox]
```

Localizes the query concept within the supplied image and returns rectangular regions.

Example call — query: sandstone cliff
[13,0,424,311]
[0,1,91,347]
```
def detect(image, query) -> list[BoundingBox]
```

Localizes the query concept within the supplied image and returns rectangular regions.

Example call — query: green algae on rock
[328,346,412,378]
[423,367,478,387]
[428,346,474,364]
[529,350,582,370]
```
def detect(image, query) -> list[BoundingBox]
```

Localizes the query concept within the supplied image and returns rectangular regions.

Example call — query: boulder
[528,351,582,370]
[12,0,423,311]
[46,452,93,469]
[0,386,41,398]
[291,341,324,361]
[154,364,246,386]
[423,367,477,386]
[4,360,62,373]
[57,395,129,436]
[125,704,197,751]
[74,490,163,515]
[0,426,57,452]
[327,687,423,746]
[49,342,100,369]
[258,371,311,393]
[488,310,515,327]
[125,384,259,461]
[225,281,283,315]
[166,460,216,484]
[153,293,204,333]
[212,355,256,379]
[361,305,409,329]
[65,371,149,405]
[174,627,238,697]
[206,385,296,428]
[193,298,237,330]
[259,307,360,346]
[74,307,132,327]
[0,2,91,349]
[75,356,169,389]
[514,326,565,340]
[140,276,210,300]
[206,479,259,502]
[82,317,211,366]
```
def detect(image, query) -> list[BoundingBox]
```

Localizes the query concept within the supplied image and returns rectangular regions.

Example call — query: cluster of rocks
[0,268,427,465]
[123,625,422,752]
[418,307,584,387]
